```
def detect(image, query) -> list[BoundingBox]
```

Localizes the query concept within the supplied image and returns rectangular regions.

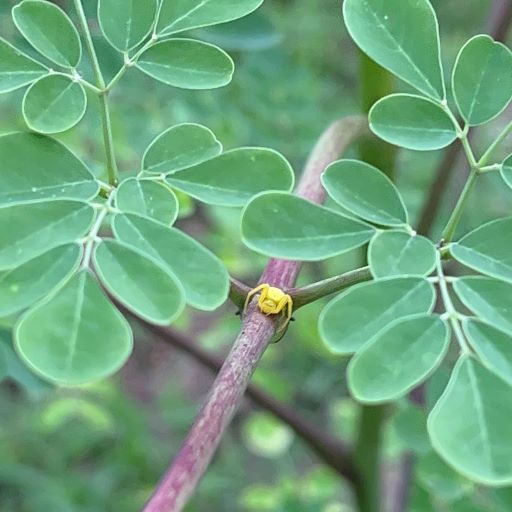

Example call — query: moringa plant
[2,0,512,511]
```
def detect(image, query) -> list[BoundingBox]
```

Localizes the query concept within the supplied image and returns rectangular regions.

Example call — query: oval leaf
[23,74,87,134]
[322,159,407,226]
[370,94,457,151]
[501,154,512,189]
[112,214,229,311]
[428,356,512,485]
[156,0,263,36]
[0,37,47,93]
[320,277,436,354]
[242,192,375,261]
[12,0,82,68]
[0,244,82,317]
[94,240,185,325]
[136,39,234,89]
[343,0,444,100]
[142,123,222,175]
[166,148,294,206]
[98,0,157,52]
[115,178,178,225]
[451,217,512,284]
[0,200,94,270]
[453,277,512,336]
[0,133,99,206]
[369,231,438,278]
[463,319,512,386]
[348,315,449,403]
[453,35,512,126]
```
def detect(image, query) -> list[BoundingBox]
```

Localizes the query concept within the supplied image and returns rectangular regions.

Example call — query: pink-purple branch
[143,116,368,512]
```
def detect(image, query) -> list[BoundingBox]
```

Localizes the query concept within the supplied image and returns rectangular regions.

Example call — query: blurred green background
[1,1,512,511]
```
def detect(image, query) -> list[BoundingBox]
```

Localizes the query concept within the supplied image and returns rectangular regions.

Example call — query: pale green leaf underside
[112,214,229,311]
[322,159,407,226]
[370,94,457,151]
[0,200,94,270]
[453,277,512,336]
[157,0,263,36]
[500,154,512,190]
[428,356,512,485]
[12,0,82,68]
[15,270,132,385]
[23,74,87,134]
[453,35,512,126]
[115,178,178,226]
[319,277,436,354]
[136,38,234,90]
[343,0,445,100]
[0,37,47,93]
[142,123,222,175]
[0,132,98,206]
[242,192,375,261]
[166,148,294,207]
[98,0,157,52]
[463,319,512,387]
[369,231,438,278]
[349,315,449,403]
[451,217,512,284]
[94,240,185,325]
[0,244,81,317]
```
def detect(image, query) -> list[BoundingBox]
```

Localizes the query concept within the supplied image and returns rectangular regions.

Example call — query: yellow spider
[244,283,293,330]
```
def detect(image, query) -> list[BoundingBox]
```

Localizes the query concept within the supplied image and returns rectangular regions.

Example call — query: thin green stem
[479,119,512,167]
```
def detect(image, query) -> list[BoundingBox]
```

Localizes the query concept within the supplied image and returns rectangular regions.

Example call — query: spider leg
[274,295,289,315]
[244,283,268,311]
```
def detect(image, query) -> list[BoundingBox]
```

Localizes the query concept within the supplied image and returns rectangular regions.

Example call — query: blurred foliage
[1,0,512,510]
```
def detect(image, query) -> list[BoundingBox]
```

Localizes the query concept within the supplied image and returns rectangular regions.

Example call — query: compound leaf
[369,231,438,278]
[15,270,132,385]
[242,192,375,260]
[12,0,81,68]
[23,74,87,134]
[453,35,512,126]
[348,315,449,403]
[428,356,512,485]
[136,39,233,89]
[370,94,457,151]
[112,214,229,311]
[343,0,444,100]
[166,148,294,206]
[142,123,222,175]
[319,277,436,354]
[94,240,185,325]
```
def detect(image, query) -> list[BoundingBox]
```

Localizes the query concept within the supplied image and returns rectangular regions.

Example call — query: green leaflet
[369,231,438,278]
[0,200,94,270]
[428,356,512,485]
[115,178,178,226]
[453,277,512,336]
[451,217,512,284]
[0,133,98,206]
[166,148,294,206]
[142,123,222,175]
[12,0,82,68]
[370,94,457,151]
[453,35,512,126]
[0,244,82,317]
[501,154,512,190]
[321,159,408,227]
[343,0,445,100]
[22,74,87,134]
[0,37,47,93]
[156,0,263,36]
[93,240,185,325]
[348,315,449,403]
[136,39,234,90]
[242,192,375,261]
[98,0,157,52]
[319,277,436,354]
[15,270,132,385]
[112,214,229,311]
